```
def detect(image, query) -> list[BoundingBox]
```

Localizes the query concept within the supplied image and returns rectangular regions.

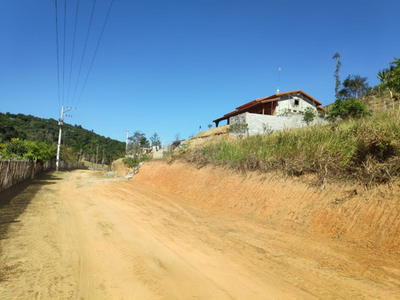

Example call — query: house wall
[229,112,328,137]
[275,93,318,115]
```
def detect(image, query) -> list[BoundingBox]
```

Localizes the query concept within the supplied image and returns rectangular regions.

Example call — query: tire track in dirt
[91,185,241,300]
[1,167,400,299]
[0,173,77,300]
[98,181,356,299]
[129,160,400,299]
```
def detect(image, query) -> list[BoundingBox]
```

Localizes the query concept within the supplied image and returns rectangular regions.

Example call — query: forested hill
[0,112,125,162]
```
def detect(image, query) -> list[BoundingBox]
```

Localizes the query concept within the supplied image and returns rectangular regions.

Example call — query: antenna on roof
[277,67,281,94]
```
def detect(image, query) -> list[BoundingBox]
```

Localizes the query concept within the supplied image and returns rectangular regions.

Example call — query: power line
[55,0,115,110]
[71,0,97,108]
[76,0,115,108]
[62,0,67,106]
[66,0,81,107]
[54,0,61,110]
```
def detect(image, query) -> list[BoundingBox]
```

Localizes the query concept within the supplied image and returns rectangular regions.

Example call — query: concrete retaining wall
[229,112,328,137]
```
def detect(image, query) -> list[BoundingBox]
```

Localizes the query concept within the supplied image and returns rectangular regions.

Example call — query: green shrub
[328,98,370,120]
[183,110,400,184]
[3,138,27,158]
[228,123,248,138]
[122,156,139,168]
[302,107,316,125]
[122,154,152,168]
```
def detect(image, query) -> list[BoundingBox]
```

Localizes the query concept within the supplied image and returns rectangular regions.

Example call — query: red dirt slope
[134,160,400,252]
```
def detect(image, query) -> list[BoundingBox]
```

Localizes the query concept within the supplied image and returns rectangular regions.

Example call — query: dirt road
[0,168,399,299]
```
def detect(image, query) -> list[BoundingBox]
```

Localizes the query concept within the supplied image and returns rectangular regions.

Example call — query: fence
[0,160,86,193]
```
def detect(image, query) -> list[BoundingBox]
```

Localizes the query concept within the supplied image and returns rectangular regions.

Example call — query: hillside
[363,93,397,111]
[172,107,400,186]
[0,112,125,163]
[1,162,399,299]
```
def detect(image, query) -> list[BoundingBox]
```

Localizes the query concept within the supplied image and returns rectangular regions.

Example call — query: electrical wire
[75,0,115,108]
[62,0,67,107]
[71,0,97,108]
[55,0,115,111]
[66,0,80,107]
[54,0,61,111]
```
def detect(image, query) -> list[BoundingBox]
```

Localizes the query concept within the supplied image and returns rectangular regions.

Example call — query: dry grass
[171,110,400,185]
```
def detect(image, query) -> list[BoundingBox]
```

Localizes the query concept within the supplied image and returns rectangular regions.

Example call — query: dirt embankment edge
[133,160,400,253]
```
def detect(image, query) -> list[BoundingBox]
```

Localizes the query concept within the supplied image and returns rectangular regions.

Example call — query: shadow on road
[0,171,62,241]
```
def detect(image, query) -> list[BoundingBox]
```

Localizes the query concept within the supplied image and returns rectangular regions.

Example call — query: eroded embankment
[133,160,400,252]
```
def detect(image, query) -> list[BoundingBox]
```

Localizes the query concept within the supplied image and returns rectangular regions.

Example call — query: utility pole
[101,147,105,169]
[126,128,129,154]
[92,144,94,170]
[277,67,281,94]
[56,106,75,171]
[96,144,99,170]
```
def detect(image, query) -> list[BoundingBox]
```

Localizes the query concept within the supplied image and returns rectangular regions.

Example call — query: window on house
[294,99,299,106]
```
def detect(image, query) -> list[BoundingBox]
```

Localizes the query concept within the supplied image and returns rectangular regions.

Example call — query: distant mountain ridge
[0,112,125,162]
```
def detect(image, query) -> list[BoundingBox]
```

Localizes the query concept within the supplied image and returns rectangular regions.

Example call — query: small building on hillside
[213,90,324,127]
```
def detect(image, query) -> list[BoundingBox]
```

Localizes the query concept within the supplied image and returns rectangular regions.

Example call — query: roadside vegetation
[122,130,161,168]
[170,56,400,185]
[176,109,399,185]
[0,113,126,165]
[122,155,152,168]
[0,138,55,163]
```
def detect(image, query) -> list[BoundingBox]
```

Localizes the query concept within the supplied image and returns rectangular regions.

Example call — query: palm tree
[377,69,389,82]
[352,75,369,98]
[377,68,393,100]
[340,75,369,99]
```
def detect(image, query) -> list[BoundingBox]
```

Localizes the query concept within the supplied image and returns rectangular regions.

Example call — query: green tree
[302,107,316,125]
[149,133,161,147]
[25,141,54,163]
[0,113,125,163]
[328,98,370,120]
[3,138,27,158]
[128,131,148,154]
[333,52,341,98]
[339,75,369,99]
[0,114,19,142]
[377,69,390,82]
[72,141,86,162]
[388,57,400,101]
[139,136,150,148]
[376,68,394,100]
[1,138,54,162]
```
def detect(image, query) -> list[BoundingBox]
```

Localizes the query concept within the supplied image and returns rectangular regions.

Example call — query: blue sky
[1,0,399,144]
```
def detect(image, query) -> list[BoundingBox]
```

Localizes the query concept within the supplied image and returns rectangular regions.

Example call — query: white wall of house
[275,93,318,115]
[229,112,328,137]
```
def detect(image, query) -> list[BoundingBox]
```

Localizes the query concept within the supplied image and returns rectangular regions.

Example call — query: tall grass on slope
[183,110,400,185]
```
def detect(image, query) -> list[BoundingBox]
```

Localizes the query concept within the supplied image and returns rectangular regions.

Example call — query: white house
[213,90,324,127]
